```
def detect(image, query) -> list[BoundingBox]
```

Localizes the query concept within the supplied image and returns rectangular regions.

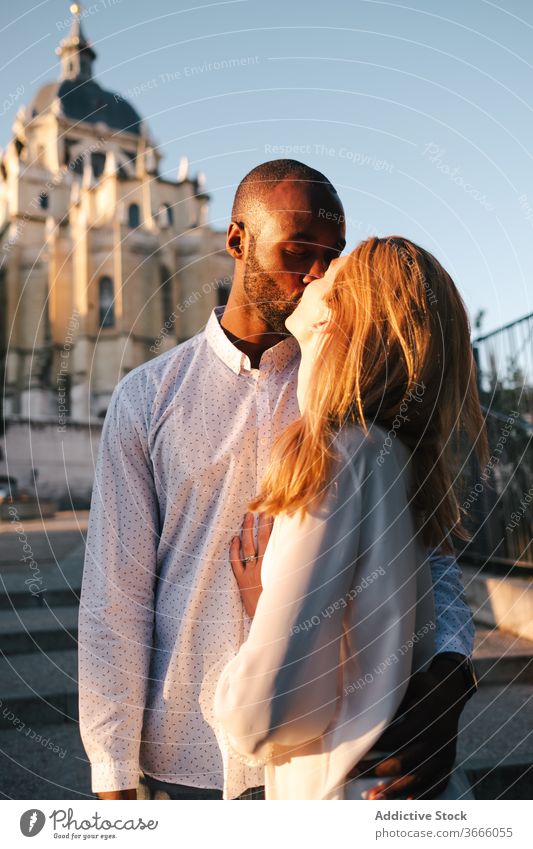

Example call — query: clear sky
[2,0,532,335]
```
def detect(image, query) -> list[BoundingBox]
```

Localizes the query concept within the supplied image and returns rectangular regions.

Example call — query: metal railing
[459,312,533,569]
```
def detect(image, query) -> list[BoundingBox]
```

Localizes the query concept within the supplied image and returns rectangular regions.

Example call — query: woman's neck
[296,336,322,414]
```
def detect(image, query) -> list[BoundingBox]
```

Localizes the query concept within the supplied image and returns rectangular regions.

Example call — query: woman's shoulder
[333,422,411,477]
[327,424,413,530]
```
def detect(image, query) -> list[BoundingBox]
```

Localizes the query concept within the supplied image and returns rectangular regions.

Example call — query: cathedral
[0,5,232,504]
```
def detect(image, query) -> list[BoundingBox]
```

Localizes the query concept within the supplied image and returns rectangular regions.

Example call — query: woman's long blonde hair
[248,236,488,552]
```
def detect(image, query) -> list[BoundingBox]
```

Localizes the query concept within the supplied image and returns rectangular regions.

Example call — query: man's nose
[302,257,327,284]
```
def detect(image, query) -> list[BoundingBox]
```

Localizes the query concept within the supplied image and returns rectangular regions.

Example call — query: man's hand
[348,655,473,799]
[97,789,137,800]
[230,511,274,618]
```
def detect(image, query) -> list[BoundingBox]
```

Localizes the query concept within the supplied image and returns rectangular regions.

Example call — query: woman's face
[285,255,349,344]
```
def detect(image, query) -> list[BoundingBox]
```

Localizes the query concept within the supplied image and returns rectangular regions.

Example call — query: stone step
[0,530,85,573]
[0,722,94,800]
[473,626,533,686]
[462,564,533,642]
[0,542,84,609]
[0,605,78,654]
[466,762,533,800]
[0,649,78,730]
[458,682,533,799]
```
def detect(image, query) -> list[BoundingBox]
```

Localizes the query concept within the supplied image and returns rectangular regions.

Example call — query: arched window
[91,152,106,178]
[128,203,140,228]
[159,203,173,228]
[80,55,91,78]
[39,192,48,210]
[160,266,174,330]
[99,276,115,328]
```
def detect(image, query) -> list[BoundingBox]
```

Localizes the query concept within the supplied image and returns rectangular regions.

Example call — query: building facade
[0,5,232,503]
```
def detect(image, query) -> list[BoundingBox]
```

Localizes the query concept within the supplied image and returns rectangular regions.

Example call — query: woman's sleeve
[213,448,363,762]
[429,551,475,656]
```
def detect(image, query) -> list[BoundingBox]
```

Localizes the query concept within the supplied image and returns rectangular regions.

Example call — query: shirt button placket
[257,367,272,481]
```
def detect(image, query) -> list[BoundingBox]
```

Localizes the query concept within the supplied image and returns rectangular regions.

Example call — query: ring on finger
[242,554,258,564]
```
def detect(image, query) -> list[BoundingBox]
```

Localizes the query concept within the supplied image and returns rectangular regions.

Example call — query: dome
[29,78,142,135]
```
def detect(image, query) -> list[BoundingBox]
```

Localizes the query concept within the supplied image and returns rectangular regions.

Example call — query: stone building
[0,5,232,504]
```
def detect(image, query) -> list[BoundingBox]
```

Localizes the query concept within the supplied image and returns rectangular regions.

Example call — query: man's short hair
[231,159,338,223]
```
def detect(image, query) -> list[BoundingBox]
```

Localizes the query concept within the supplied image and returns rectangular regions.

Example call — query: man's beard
[243,243,301,334]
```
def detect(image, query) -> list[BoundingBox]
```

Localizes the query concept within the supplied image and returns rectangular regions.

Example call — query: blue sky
[2,0,532,335]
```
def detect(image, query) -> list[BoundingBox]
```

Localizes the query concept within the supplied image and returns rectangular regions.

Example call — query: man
[79,159,477,801]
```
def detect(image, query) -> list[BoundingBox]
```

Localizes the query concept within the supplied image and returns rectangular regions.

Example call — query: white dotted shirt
[78,304,475,794]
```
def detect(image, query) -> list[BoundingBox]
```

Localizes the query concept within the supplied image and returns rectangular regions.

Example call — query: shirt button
[260,437,268,446]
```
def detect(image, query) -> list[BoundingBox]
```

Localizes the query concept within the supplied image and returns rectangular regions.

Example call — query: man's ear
[226,221,245,260]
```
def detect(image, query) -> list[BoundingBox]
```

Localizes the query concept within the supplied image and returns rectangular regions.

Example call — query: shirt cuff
[433,616,475,658]
[91,760,141,793]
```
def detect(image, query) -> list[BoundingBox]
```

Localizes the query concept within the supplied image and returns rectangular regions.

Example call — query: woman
[202,236,487,800]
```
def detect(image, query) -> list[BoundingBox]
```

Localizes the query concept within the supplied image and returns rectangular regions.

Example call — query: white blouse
[203,424,438,800]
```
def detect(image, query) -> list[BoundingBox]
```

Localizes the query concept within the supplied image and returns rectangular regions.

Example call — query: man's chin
[257,306,295,335]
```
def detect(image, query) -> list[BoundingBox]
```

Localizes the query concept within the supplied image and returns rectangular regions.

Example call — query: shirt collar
[205,305,300,375]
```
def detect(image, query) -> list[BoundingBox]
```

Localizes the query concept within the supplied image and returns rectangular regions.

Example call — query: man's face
[285,255,350,344]
[242,181,346,333]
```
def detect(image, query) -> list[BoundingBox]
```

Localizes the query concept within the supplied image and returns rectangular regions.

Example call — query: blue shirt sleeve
[429,550,475,657]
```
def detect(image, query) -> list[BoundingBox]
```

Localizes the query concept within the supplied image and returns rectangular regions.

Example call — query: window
[128,203,140,228]
[64,138,76,166]
[159,203,173,228]
[39,192,48,210]
[91,152,106,178]
[99,276,115,328]
[64,138,84,174]
[119,149,137,180]
[80,55,91,78]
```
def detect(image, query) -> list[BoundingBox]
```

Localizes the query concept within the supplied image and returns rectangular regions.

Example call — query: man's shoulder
[113,331,205,402]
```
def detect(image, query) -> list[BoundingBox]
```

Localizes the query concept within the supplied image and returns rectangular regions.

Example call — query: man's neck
[219,303,290,370]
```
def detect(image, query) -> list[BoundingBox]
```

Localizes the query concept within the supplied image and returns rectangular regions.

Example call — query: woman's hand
[230,511,274,618]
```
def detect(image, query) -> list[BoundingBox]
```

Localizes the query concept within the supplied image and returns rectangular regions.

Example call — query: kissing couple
[79,159,485,801]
